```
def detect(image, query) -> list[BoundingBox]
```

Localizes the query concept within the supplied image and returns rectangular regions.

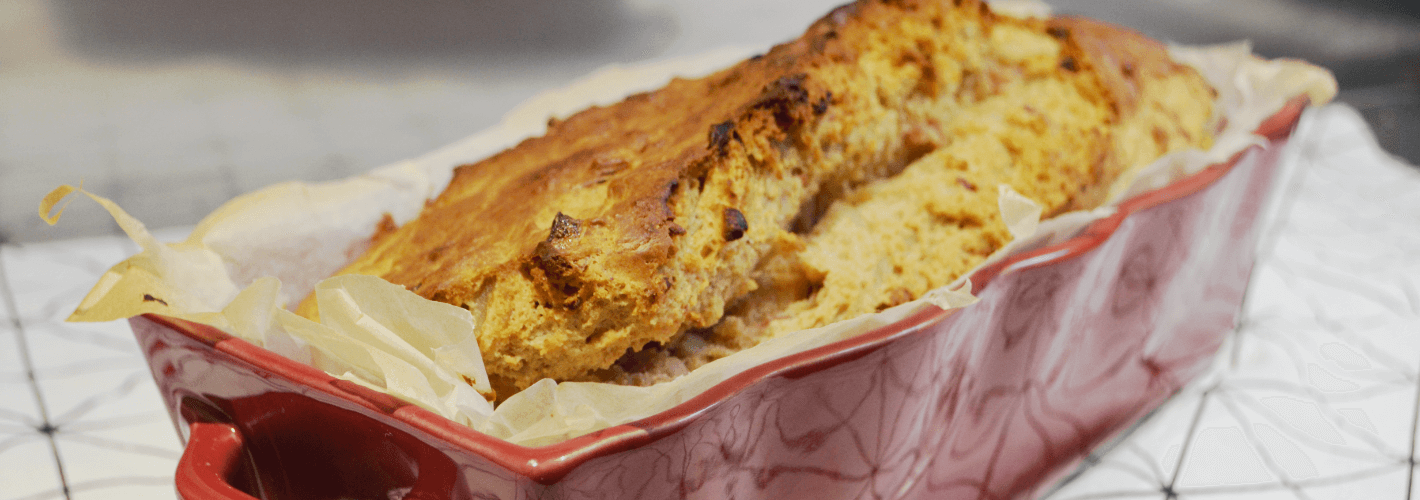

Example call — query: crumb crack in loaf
[299,0,1216,398]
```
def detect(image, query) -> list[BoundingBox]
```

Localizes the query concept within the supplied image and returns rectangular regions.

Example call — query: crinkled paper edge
[48,34,1335,446]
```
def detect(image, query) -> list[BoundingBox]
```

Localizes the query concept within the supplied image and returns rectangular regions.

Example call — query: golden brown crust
[1045,16,1217,211]
[303,0,1216,397]
[595,7,1216,385]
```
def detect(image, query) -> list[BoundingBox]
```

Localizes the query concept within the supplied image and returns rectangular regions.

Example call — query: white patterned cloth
[1046,104,1420,500]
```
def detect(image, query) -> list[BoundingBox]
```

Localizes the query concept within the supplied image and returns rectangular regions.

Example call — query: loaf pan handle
[176,421,257,500]
[174,414,455,499]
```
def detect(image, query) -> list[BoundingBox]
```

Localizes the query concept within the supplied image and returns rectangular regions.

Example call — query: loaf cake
[298,0,1216,399]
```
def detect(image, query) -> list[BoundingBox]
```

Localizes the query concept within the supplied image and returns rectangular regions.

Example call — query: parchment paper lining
[46,36,1334,446]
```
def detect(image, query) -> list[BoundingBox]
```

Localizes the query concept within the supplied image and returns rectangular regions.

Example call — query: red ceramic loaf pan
[130,97,1310,500]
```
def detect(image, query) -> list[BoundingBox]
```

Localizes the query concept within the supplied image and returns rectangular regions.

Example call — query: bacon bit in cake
[528,213,590,309]
[956,177,977,191]
[754,74,811,130]
[142,294,168,306]
[548,212,582,241]
[813,91,833,115]
[1047,26,1070,39]
[756,75,810,108]
[1060,56,1078,72]
[668,224,686,236]
[723,208,748,241]
[709,120,736,155]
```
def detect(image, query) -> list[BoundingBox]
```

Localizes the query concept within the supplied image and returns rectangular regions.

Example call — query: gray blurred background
[2,0,1417,243]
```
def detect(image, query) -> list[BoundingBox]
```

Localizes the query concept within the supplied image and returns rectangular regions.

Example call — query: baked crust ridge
[302,0,1216,397]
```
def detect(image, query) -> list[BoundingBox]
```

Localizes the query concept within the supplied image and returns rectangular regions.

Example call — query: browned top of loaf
[585,14,1217,386]
[304,0,1215,398]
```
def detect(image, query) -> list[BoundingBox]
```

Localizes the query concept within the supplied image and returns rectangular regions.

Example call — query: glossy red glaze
[175,422,248,500]
[135,96,1309,500]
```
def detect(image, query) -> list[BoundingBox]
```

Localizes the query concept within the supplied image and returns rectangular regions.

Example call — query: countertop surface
[3,0,1420,498]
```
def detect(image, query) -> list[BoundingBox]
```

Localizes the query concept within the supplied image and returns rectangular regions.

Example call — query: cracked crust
[299,0,1216,398]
